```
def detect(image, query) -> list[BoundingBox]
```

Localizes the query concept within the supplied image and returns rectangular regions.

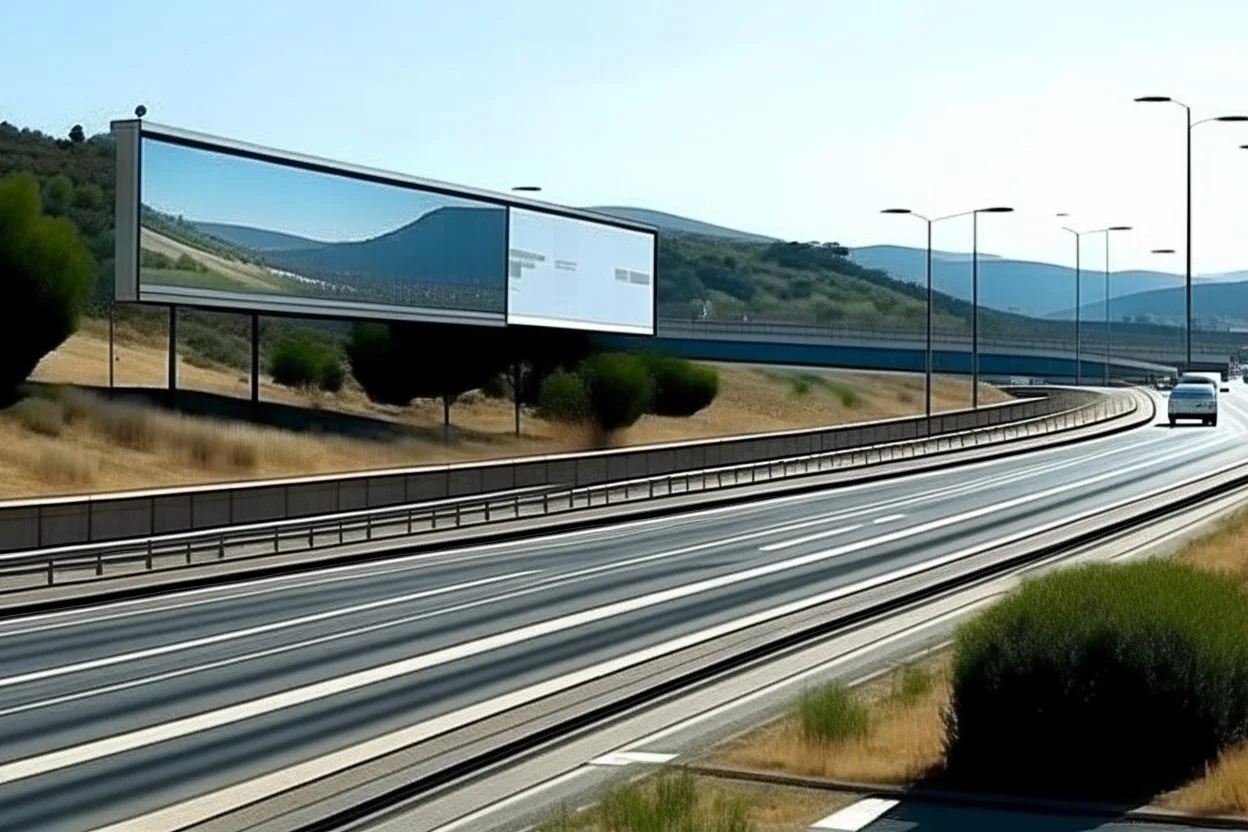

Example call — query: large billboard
[507,208,655,335]
[112,121,656,334]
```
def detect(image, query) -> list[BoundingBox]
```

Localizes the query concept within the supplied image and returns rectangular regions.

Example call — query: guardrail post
[47,559,53,586]
[146,540,153,570]
[544,492,550,514]
[186,539,192,565]
[514,493,520,517]
[309,525,316,549]
[96,550,103,576]
[338,521,344,545]
[219,534,225,559]
[274,526,280,552]
[408,510,414,535]
[366,514,373,540]
[485,500,492,522]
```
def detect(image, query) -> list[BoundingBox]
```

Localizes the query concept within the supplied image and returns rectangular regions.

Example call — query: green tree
[643,354,719,416]
[347,322,508,432]
[537,371,588,422]
[0,172,95,394]
[174,253,201,272]
[269,337,343,393]
[69,125,85,144]
[579,352,652,440]
[41,174,74,217]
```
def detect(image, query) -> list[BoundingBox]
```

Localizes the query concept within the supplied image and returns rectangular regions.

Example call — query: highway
[0,387,1246,831]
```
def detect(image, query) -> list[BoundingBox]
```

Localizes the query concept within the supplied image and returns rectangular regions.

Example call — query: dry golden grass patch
[1178,507,1248,584]
[711,654,949,786]
[1160,745,1248,816]
[7,329,1013,499]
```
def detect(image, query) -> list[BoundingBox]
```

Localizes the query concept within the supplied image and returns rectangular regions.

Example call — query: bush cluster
[535,352,719,437]
[269,338,344,393]
[643,354,719,417]
[796,681,870,743]
[945,560,1248,798]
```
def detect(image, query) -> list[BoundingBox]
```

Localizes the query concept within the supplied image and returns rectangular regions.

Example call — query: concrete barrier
[0,389,1092,552]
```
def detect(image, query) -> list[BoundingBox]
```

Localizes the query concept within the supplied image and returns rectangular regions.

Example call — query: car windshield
[1172,385,1213,399]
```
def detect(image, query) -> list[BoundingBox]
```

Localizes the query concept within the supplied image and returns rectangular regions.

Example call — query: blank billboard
[135,133,507,325]
[507,208,656,335]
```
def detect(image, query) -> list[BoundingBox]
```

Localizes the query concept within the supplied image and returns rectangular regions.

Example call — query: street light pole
[1058,219,1082,385]
[1134,97,1248,368]
[882,206,1012,414]
[972,211,980,407]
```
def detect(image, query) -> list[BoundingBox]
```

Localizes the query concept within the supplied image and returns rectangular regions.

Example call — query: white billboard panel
[507,208,656,335]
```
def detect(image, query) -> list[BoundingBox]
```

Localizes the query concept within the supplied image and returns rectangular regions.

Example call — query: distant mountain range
[584,206,1248,321]
[588,206,778,244]
[1060,281,1248,327]
[195,206,506,288]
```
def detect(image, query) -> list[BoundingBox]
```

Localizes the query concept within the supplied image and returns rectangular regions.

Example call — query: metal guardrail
[0,390,1089,554]
[0,391,1137,592]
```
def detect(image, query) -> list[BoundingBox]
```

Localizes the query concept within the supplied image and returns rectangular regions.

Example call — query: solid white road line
[810,797,899,830]
[759,525,864,553]
[0,571,538,690]
[587,751,677,767]
[872,514,906,524]
[3,413,1161,637]
[9,435,1230,795]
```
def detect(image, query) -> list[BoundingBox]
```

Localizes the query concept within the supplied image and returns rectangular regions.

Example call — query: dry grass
[6,328,1010,499]
[1178,507,1248,585]
[1161,745,1248,816]
[712,654,949,785]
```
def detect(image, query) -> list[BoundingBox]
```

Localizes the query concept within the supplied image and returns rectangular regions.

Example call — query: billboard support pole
[250,314,260,404]
[513,362,522,437]
[108,300,115,391]
[167,305,177,394]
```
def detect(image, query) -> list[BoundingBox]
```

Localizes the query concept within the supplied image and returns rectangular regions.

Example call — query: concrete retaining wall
[0,390,1091,552]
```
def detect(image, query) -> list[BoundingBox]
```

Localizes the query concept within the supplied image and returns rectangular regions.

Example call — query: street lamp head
[1134,96,1173,103]
[1152,248,1177,254]
[980,206,1014,214]
[1055,212,1071,217]
[511,185,542,193]
[880,208,913,215]
[1216,116,1248,122]
[1108,226,1132,232]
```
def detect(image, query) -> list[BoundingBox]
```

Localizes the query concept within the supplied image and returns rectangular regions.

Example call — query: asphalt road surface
[1,387,1246,831]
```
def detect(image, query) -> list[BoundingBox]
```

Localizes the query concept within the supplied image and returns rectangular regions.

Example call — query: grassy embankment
[3,322,1008,499]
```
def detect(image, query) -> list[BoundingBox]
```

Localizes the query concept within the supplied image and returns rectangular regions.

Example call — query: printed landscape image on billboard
[507,207,656,335]
[137,136,507,322]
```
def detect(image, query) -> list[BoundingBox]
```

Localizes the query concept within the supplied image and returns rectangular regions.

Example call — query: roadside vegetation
[537,772,856,832]
[702,507,1248,818]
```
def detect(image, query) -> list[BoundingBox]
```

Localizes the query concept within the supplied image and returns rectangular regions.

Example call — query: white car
[1168,382,1218,427]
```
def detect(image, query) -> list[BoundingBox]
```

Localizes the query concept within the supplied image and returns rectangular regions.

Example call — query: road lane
[1,388,1245,830]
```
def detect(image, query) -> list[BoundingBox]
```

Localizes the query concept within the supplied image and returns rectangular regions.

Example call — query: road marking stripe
[0,571,538,690]
[759,524,864,552]
[810,797,899,830]
[3,432,1222,792]
[587,751,677,767]
[872,514,906,525]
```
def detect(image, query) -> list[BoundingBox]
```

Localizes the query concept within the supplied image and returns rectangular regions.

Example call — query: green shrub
[643,355,719,417]
[790,376,812,396]
[945,560,1248,799]
[890,663,933,706]
[0,172,95,393]
[538,371,588,422]
[579,352,653,435]
[796,682,870,743]
[269,338,343,393]
[594,773,750,832]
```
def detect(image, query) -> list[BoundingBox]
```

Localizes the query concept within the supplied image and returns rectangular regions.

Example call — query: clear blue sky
[3,0,1248,273]
[142,139,484,242]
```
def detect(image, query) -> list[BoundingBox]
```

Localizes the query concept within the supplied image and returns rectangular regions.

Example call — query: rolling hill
[1059,281,1248,328]
[588,206,778,244]
[193,222,326,252]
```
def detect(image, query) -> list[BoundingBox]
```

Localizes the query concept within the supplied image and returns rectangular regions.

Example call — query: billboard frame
[114,118,658,333]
